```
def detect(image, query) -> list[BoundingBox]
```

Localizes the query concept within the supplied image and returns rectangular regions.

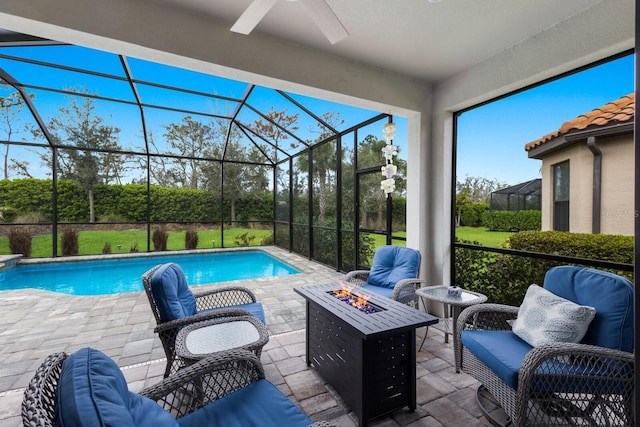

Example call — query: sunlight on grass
[455,226,513,247]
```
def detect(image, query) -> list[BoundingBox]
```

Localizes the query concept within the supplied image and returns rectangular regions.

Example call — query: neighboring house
[525,93,634,236]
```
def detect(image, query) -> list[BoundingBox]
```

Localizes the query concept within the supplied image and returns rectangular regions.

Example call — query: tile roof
[524,92,635,152]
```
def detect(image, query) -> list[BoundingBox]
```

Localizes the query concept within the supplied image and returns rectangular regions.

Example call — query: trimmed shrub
[61,228,79,256]
[8,227,33,257]
[508,231,633,264]
[152,226,168,251]
[185,229,198,250]
[456,231,633,305]
[460,202,489,227]
[482,210,541,231]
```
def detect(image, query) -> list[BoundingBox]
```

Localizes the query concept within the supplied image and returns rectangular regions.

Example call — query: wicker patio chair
[22,348,336,427]
[142,262,267,377]
[343,245,422,306]
[456,266,634,426]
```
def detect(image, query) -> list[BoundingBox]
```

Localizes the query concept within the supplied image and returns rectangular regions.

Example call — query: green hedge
[459,202,488,227]
[508,231,634,263]
[481,210,541,232]
[0,178,274,223]
[456,231,633,306]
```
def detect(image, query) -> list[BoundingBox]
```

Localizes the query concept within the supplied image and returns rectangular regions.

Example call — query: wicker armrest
[392,278,424,305]
[343,270,370,286]
[457,303,518,333]
[154,307,253,334]
[140,349,264,418]
[193,285,258,310]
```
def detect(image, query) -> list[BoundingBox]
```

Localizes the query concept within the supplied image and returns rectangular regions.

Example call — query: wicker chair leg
[475,385,513,427]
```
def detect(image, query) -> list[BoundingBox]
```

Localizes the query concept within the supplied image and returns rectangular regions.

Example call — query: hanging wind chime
[380,121,397,196]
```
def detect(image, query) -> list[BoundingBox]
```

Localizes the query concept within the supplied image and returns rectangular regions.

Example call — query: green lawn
[0,228,273,257]
[455,226,513,247]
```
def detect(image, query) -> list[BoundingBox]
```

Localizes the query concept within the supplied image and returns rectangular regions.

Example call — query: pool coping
[0,247,303,287]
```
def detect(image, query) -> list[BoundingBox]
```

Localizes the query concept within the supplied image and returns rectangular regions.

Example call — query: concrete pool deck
[0,246,492,426]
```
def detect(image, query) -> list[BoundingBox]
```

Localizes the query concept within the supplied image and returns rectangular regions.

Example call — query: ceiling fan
[231,0,348,44]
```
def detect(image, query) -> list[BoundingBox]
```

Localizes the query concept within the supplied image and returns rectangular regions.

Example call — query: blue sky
[0,45,631,185]
[0,44,401,181]
[456,53,635,187]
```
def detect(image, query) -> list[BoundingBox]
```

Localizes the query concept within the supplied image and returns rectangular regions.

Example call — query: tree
[456,175,508,203]
[251,108,300,198]
[305,111,343,225]
[43,90,123,222]
[0,87,35,179]
[162,116,216,189]
[356,134,407,229]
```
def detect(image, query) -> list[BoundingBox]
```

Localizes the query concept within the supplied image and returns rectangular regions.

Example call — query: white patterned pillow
[512,284,596,347]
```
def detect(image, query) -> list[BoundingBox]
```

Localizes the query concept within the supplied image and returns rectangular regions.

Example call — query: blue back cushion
[150,263,197,322]
[56,347,178,427]
[178,380,311,427]
[367,246,420,289]
[544,266,634,352]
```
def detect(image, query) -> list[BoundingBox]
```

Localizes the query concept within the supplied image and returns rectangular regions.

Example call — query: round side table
[415,286,487,370]
[175,315,269,366]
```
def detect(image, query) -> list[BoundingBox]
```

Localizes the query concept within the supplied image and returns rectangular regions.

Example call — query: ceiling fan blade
[231,0,279,35]
[299,0,348,44]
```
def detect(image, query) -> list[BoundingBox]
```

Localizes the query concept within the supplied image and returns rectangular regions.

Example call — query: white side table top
[415,285,487,307]
[183,320,261,355]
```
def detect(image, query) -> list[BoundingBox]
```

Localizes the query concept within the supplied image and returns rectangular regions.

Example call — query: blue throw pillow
[56,347,178,427]
[150,263,198,322]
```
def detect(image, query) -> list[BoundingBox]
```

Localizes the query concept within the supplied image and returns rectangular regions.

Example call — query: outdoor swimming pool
[0,250,299,295]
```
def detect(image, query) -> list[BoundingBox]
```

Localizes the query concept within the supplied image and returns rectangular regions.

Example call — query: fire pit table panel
[295,283,438,427]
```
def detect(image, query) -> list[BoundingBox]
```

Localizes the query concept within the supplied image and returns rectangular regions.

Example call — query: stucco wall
[538,135,634,236]
[600,135,635,235]
[539,144,592,232]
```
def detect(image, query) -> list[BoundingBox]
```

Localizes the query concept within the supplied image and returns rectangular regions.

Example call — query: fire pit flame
[330,282,382,314]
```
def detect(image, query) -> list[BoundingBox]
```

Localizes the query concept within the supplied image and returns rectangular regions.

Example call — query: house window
[553,161,570,231]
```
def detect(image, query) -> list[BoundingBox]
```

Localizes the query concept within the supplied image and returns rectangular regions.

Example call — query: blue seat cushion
[360,284,394,299]
[462,330,531,389]
[367,246,420,289]
[543,266,634,352]
[178,379,312,427]
[56,347,178,427]
[462,329,632,394]
[150,263,197,322]
[227,302,266,324]
[203,302,266,324]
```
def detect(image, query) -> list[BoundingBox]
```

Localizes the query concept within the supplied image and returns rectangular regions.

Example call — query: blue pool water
[0,250,299,295]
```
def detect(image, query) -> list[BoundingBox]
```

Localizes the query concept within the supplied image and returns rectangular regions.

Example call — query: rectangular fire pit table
[294,282,438,426]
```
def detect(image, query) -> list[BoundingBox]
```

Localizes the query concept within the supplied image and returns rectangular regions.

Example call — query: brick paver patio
[0,246,492,426]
